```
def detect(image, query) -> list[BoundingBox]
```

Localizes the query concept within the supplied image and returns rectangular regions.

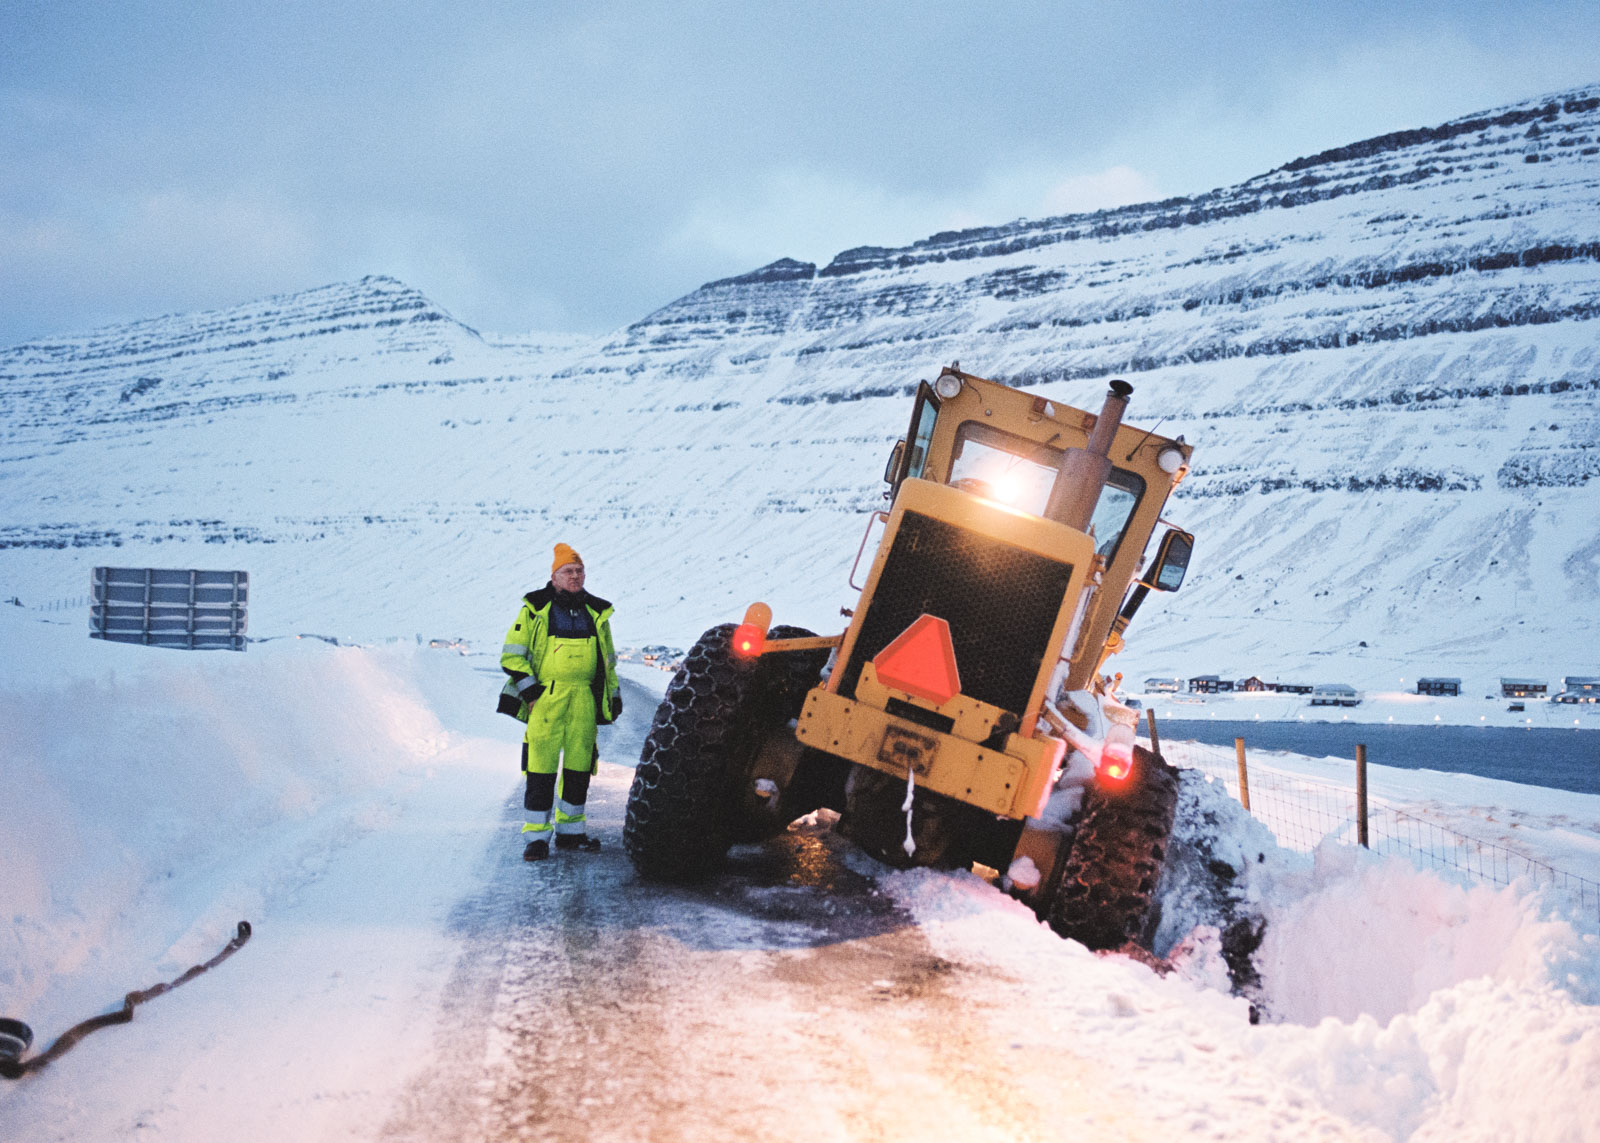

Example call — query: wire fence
[1156,733,1600,925]
[24,595,92,613]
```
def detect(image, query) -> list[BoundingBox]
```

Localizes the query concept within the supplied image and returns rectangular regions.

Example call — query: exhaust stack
[1044,380,1132,533]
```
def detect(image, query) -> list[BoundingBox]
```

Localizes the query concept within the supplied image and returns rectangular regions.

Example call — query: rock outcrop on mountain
[2,86,1597,683]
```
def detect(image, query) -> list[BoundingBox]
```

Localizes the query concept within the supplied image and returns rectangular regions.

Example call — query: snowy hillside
[3,86,1599,690]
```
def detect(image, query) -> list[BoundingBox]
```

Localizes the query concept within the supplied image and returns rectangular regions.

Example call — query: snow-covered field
[2,608,1597,1141]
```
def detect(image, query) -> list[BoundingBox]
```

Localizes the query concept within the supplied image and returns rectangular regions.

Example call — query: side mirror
[1149,528,1193,592]
[884,440,905,484]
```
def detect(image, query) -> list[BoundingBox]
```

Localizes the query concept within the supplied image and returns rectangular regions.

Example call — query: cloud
[125,190,321,275]
[0,187,329,338]
[1100,25,1600,198]
[1038,166,1161,217]
[667,160,1162,272]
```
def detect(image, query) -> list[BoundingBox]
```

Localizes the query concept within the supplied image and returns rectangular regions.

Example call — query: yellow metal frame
[856,661,1002,742]
[796,477,1093,820]
[903,370,1191,692]
[761,634,842,654]
[796,685,1066,818]
[827,478,1097,739]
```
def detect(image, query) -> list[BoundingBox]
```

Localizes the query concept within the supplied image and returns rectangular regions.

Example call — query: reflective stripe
[503,642,527,656]
[553,817,587,835]
[521,810,553,834]
[515,675,541,696]
[521,821,554,834]
[555,798,586,819]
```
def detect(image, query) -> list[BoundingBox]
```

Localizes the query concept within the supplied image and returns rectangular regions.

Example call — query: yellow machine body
[773,368,1190,827]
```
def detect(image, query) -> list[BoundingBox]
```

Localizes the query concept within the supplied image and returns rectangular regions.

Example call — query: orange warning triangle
[872,614,961,705]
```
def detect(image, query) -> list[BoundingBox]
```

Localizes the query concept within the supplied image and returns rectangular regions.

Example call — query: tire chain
[1046,746,1181,951]
[623,624,823,881]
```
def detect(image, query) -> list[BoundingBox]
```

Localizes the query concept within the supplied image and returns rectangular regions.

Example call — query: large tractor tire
[1045,745,1180,951]
[623,623,825,882]
[840,764,979,871]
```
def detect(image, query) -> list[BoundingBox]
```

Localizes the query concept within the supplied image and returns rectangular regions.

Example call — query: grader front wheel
[1045,746,1179,951]
[622,623,824,882]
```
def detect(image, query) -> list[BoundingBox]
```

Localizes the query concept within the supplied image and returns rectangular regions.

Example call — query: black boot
[523,838,549,861]
[554,834,601,852]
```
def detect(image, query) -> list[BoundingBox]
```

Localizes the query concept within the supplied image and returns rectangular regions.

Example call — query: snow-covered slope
[2,86,1599,689]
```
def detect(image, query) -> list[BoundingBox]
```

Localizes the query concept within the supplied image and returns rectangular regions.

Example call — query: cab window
[948,423,1060,515]
[948,422,1146,559]
[904,385,939,482]
[1086,469,1146,561]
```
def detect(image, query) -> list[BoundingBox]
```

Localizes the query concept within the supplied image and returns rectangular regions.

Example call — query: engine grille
[838,510,1076,716]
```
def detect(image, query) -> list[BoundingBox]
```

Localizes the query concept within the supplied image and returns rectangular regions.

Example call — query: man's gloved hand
[611,692,623,717]
[520,683,545,708]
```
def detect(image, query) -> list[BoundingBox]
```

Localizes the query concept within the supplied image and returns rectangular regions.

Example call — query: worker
[499,543,621,861]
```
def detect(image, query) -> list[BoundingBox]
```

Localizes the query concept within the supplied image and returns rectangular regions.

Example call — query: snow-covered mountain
[3,85,1599,688]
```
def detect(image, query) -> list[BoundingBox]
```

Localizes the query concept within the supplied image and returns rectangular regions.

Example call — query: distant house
[1417,677,1462,697]
[1310,683,1362,707]
[1144,677,1182,693]
[1189,675,1234,694]
[1237,676,1267,692]
[1268,681,1314,695]
[1500,678,1548,698]
[1555,677,1600,704]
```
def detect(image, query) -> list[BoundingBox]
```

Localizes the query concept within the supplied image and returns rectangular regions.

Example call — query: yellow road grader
[623,365,1194,950]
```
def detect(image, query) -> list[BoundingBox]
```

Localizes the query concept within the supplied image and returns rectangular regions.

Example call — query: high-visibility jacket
[499,586,620,725]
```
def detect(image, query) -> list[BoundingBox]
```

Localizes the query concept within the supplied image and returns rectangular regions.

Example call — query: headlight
[1157,444,1185,474]
[934,370,963,399]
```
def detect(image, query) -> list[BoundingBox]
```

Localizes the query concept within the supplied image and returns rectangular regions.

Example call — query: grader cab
[624,365,1194,951]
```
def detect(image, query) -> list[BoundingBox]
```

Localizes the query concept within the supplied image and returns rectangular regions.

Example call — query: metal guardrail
[90,567,248,651]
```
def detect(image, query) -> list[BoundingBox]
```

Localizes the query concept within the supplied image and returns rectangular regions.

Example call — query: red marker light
[731,623,765,658]
[1099,743,1134,784]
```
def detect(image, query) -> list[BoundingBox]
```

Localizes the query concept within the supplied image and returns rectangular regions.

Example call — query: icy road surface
[385,779,1142,1143]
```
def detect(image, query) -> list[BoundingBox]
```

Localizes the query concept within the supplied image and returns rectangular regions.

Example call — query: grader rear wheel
[1045,746,1179,951]
[622,623,824,881]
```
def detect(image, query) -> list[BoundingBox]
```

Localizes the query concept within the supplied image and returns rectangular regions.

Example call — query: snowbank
[879,770,1600,1140]
[0,609,465,1036]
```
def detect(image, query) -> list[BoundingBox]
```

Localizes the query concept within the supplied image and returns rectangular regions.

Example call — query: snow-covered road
[387,772,1103,1143]
[4,624,1598,1141]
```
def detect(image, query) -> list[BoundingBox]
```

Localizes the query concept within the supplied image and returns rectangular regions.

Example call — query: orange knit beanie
[552,542,583,575]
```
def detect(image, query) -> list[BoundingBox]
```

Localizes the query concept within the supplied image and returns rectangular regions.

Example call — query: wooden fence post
[1356,743,1369,848]
[1145,708,1161,757]
[1234,737,1251,812]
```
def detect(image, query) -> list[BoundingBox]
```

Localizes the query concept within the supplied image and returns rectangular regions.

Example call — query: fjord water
[1159,719,1600,794]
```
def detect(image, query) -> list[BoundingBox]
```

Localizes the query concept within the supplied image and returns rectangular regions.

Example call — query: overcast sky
[3,1,1598,346]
